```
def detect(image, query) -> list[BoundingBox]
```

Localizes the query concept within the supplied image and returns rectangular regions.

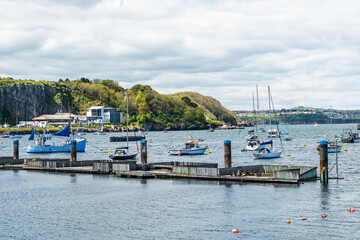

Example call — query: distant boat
[328,142,342,153]
[258,128,266,133]
[341,129,360,143]
[245,130,257,140]
[1,134,10,138]
[169,139,208,155]
[284,137,292,141]
[207,127,214,132]
[314,123,318,127]
[27,124,86,153]
[10,135,22,139]
[245,139,260,151]
[94,125,106,135]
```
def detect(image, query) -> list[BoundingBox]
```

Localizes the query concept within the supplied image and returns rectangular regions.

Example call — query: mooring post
[224,139,231,168]
[140,139,147,164]
[70,140,77,162]
[13,139,19,160]
[319,140,328,184]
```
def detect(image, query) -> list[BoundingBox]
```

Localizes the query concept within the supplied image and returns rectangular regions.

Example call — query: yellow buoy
[150,141,153,143]
[286,153,291,157]
[287,220,291,224]
[344,148,348,151]
[0,142,3,144]
[303,144,306,146]
[208,151,212,154]
[108,152,112,155]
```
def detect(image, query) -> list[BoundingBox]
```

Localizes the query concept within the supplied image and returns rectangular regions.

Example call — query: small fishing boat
[341,129,360,143]
[207,128,214,132]
[1,134,10,138]
[27,124,86,153]
[328,142,342,153]
[169,140,208,155]
[284,137,292,141]
[108,147,138,160]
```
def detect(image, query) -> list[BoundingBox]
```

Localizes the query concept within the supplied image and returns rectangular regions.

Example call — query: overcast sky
[1,0,360,110]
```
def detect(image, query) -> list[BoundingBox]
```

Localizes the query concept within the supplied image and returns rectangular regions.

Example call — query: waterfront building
[86,106,123,125]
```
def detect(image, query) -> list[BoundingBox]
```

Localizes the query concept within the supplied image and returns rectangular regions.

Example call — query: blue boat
[27,125,86,153]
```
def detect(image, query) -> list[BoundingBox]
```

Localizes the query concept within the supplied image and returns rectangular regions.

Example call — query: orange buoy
[286,220,291,224]
[349,208,355,212]
[232,228,239,233]
[302,218,307,220]
[53,150,56,152]
[40,149,43,152]
[322,214,327,218]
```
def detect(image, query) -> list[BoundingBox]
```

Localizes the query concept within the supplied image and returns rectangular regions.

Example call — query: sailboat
[109,91,138,160]
[94,124,106,135]
[27,124,86,153]
[253,86,283,159]
[246,91,260,150]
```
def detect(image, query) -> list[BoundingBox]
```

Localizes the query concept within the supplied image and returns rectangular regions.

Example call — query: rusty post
[13,139,19,160]
[224,139,231,168]
[70,140,77,162]
[140,139,147,164]
[319,140,328,184]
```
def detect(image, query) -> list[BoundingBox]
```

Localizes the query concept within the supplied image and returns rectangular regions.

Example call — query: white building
[86,106,123,125]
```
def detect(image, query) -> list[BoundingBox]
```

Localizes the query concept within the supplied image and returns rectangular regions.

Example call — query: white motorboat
[245,139,260,151]
[169,140,208,155]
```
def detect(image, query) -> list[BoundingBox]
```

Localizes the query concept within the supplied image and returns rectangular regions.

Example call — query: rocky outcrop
[0,84,67,122]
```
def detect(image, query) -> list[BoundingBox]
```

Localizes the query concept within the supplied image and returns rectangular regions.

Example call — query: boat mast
[252,92,256,133]
[268,86,272,139]
[126,91,129,151]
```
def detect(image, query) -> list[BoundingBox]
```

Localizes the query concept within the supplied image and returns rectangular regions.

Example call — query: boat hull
[253,150,282,159]
[109,153,138,160]
[328,147,341,153]
[169,147,207,155]
[27,139,86,153]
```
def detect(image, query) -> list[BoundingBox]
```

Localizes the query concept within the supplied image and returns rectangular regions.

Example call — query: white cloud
[1,0,360,110]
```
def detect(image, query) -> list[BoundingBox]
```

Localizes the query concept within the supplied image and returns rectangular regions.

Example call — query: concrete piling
[70,140,77,162]
[140,139,147,164]
[13,139,19,160]
[224,139,231,168]
[319,140,328,184]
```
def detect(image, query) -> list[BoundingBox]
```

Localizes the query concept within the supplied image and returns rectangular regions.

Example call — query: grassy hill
[0,78,238,128]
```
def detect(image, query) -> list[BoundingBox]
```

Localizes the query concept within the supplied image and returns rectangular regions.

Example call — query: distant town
[234,107,360,125]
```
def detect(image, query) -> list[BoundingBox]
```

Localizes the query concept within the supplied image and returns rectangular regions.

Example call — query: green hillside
[0,77,237,128]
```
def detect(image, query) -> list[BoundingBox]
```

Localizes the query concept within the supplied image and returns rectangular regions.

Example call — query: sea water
[0,124,360,239]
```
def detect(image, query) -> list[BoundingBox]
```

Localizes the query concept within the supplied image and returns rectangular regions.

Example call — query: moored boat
[169,140,208,155]
[27,125,86,153]
[109,147,138,160]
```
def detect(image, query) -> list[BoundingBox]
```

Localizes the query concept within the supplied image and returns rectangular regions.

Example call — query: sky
[1,0,360,110]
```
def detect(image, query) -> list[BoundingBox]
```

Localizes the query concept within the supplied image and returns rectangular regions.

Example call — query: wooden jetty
[0,138,321,185]
[109,135,145,142]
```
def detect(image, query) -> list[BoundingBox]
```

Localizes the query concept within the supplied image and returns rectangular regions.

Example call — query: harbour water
[1,124,360,239]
